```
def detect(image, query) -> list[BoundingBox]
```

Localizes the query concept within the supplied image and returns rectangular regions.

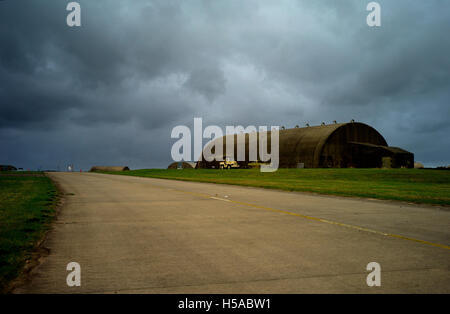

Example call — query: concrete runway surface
[16,172,450,293]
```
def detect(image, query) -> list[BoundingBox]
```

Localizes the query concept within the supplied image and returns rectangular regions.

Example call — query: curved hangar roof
[198,122,389,168]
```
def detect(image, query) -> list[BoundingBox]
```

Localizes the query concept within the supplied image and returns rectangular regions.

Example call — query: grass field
[0,172,58,292]
[102,168,450,206]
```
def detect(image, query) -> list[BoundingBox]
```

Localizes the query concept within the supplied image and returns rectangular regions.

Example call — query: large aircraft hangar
[197,122,414,169]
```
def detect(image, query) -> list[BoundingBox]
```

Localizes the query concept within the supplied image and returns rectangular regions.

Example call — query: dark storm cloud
[184,66,226,101]
[1,0,449,169]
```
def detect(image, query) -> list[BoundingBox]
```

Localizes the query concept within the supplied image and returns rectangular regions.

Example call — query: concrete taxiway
[16,172,450,293]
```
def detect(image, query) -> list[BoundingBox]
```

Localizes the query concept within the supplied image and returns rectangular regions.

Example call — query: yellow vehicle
[219,158,240,169]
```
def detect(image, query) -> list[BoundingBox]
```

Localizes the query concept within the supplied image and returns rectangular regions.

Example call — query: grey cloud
[184,66,226,101]
[0,0,449,169]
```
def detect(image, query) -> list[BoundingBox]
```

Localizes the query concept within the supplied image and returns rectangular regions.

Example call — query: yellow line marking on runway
[174,188,450,251]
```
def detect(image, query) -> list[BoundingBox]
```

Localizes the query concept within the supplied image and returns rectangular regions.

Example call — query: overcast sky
[1,0,449,170]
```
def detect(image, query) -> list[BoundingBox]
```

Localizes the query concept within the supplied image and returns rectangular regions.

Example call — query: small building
[168,162,197,169]
[0,165,17,171]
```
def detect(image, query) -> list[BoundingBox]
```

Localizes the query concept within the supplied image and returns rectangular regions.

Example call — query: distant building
[197,122,414,169]
[168,162,196,169]
[0,165,17,171]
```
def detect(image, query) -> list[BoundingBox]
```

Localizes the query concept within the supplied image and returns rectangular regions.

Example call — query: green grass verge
[100,168,450,206]
[0,172,58,292]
